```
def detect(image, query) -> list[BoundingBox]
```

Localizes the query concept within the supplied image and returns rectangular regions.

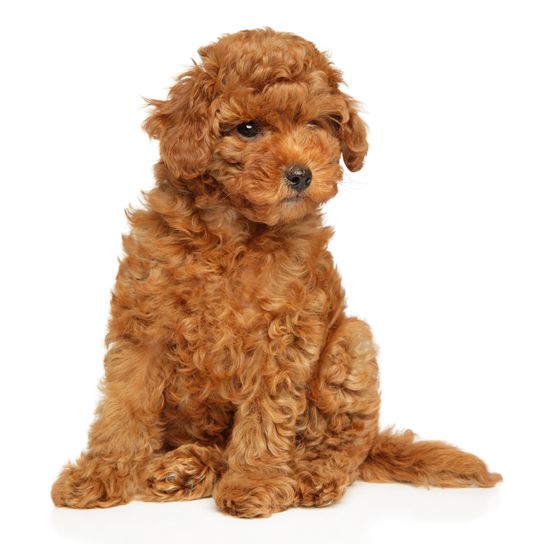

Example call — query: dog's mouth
[282,195,307,204]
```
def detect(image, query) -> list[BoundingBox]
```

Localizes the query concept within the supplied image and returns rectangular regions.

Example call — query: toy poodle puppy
[51,28,501,518]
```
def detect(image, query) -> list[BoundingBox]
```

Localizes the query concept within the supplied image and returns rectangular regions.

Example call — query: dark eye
[307,119,321,128]
[236,121,261,138]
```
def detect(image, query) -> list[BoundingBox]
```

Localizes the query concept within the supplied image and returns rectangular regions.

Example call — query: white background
[1,1,543,542]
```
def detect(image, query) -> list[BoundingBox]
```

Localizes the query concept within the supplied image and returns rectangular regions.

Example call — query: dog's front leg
[213,377,304,518]
[51,340,169,508]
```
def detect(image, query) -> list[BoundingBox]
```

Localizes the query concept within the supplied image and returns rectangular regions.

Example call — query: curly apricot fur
[51,28,501,518]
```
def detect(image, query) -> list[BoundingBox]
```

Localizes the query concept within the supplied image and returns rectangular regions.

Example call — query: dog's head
[144,28,367,225]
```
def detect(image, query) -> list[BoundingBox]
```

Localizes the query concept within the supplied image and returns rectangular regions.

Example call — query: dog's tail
[359,428,502,488]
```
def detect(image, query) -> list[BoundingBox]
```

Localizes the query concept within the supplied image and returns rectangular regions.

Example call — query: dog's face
[144,29,368,225]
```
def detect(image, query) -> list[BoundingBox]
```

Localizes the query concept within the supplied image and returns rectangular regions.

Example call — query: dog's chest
[177,249,287,341]
[165,245,329,402]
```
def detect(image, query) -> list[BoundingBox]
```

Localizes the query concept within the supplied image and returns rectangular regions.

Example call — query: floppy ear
[339,94,369,172]
[143,65,214,180]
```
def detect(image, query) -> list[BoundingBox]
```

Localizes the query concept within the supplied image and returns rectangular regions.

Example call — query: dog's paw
[296,467,350,507]
[51,457,131,508]
[141,444,221,501]
[213,472,296,518]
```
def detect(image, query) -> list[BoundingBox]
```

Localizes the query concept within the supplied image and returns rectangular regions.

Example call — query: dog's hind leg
[294,317,381,507]
[51,340,170,508]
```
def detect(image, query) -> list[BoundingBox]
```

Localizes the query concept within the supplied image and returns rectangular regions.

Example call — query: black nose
[284,165,312,192]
